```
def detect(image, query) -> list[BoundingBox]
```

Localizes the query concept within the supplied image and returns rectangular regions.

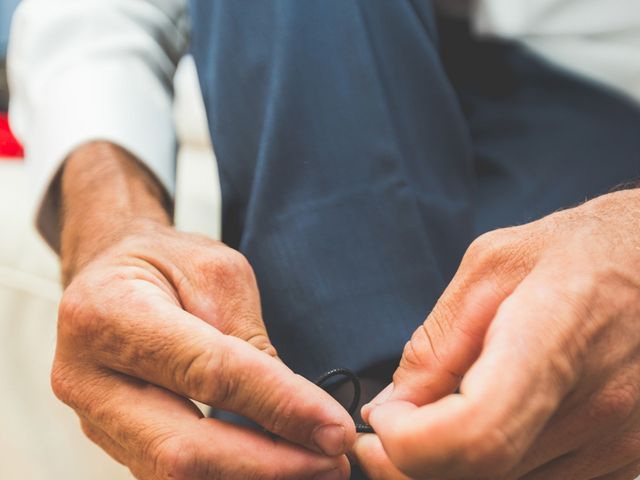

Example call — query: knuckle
[243,329,277,357]
[200,249,254,283]
[225,249,254,276]
[545,350,579,393]
[259,382,299,435]
[462,228,525,277]
[195,258,225,285]
[560,271,599,306]
[58,279,114,349]
[464,230,503,264]
[211,349,240,408]
[57,285,93,341]
[461,238,501,281]
[180,348,215,399]
[152,436,200,480]
[181,346,240,407]
[51,361,110,417]
[50,360,75,405]
[80,419,101,444]
[397,321,461,382]
[400,324,433,371]
[399,338,423,372]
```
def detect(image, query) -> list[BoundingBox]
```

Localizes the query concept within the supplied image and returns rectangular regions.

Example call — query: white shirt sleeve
[7,0,189,249]
[473,0,640,105]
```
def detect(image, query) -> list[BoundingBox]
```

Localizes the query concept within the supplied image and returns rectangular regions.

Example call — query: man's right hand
[51,142,354,480]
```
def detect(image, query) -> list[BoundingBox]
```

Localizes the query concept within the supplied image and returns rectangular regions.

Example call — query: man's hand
[52,142,354,480]
[355,190,640,480]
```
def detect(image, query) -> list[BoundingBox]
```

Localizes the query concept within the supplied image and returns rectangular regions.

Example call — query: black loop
[314,368,375,434]
[314,368,361,416]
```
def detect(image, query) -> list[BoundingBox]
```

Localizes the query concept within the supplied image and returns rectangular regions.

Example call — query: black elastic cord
[314,368,375,434]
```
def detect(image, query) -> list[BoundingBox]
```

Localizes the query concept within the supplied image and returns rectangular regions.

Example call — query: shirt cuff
[20,59,177,251]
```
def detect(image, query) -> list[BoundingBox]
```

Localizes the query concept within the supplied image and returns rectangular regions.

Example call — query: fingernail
[312,424,346,456]
[314,468,344,480]
[373,383,395,405]
[363,383,394,413]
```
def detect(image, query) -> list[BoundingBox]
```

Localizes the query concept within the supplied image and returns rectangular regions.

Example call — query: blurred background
[1,1,220,478]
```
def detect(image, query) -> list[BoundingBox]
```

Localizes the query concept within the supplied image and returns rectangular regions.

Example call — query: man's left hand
[354,189,640,479]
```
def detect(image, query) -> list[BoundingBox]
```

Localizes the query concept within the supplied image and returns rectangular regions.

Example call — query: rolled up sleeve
[7,0,189,248]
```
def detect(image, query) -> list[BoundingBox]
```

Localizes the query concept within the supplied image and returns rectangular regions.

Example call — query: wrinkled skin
[355,190,640,480]
[52,143,354,480]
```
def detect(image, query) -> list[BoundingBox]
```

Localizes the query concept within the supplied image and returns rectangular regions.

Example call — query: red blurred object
[0,113,24,158]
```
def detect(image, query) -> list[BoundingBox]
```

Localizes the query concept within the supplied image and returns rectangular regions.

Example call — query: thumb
[365,232,534,417]
[392,277,505,404]
[365,266,580,478]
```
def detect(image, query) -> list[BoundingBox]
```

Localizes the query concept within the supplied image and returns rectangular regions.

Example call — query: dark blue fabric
[437,18,640,234]
[189,0,475,381]
[188,0,640,384]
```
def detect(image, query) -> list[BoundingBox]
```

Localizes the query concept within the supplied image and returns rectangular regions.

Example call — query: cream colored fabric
[0,58,219,480]
[0,149,219,480]
[0,160,133,480]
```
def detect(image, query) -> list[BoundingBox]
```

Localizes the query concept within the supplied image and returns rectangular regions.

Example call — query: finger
[57,292,356,456]
[366,229,535,416]
[81,417,165,480]
[63,369,351,480]
[505,362,640,478]
[368,267,584,478]
[520,428,640,480]
[592,460,640,480]
[352,434,413,480]
[169,244,278,357]
[80,417,131,467]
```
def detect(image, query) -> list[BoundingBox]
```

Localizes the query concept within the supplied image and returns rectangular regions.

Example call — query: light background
[0,56,219,480]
